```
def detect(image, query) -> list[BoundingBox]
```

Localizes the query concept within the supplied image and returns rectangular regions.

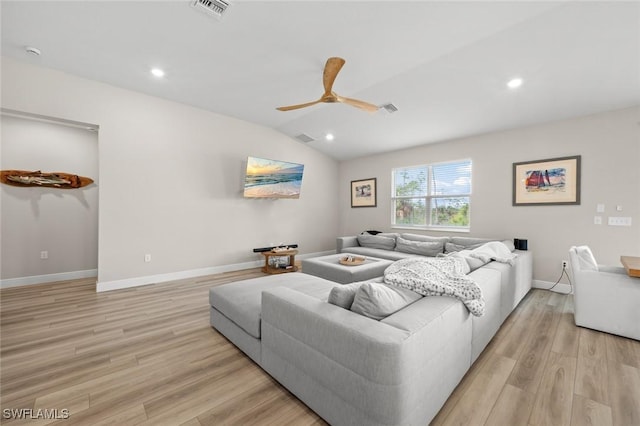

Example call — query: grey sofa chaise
[209,234,532,425]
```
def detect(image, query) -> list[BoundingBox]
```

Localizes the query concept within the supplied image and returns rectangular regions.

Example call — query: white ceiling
[2,1,639,160]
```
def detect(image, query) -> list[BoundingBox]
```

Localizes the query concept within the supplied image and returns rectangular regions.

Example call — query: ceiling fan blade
[323,57,346,94]
[277,57,379,114]
[336,95,380,113]
[276,99,323,111]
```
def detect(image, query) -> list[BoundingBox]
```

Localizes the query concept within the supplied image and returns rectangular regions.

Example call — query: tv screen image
[243,156,304,199]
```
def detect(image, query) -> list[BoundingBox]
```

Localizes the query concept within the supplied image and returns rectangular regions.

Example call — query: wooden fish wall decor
[1,170,94,189]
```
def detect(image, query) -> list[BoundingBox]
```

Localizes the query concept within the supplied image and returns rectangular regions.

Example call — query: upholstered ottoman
[209,273,337,363]
[302,253,394,284]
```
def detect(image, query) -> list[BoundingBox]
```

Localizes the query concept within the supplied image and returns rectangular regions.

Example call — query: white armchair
[569,246,640,340]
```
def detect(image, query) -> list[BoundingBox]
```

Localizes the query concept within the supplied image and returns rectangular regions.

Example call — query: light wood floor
[1,270,639,426]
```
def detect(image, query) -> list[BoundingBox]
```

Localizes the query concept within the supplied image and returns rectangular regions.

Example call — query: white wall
[1,115,99,282]
[3,56,637,290]
[339,107,640,283]
[1,57,339,290]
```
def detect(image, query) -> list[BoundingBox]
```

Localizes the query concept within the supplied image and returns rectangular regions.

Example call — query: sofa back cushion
[350,282,422,320]
[446,237,493,253]
[328,282,365,309]
[395,236,444,257]
[357,234,397,250]
[400,233,450,244]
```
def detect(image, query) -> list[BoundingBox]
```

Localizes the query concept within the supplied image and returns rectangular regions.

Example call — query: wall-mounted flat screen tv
[243,156,304,199]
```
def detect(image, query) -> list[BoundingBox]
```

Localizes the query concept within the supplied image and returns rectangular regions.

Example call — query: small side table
[620,256,640,278]
[261,250,299,274]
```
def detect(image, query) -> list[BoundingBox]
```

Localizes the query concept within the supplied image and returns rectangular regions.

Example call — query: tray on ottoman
[302,253,394,284]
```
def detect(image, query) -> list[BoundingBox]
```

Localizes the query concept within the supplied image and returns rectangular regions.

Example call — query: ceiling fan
[276,57,379,113]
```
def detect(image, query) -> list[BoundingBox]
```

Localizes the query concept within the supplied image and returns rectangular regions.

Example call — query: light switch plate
[608,217,632,226]
[594,216,602,225]
[596,203,605,213]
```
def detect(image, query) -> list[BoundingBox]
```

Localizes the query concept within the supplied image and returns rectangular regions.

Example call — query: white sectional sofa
[209,233,532,425]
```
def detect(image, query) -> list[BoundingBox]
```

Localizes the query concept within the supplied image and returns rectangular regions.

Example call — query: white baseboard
[96,250,336,293]
[533,279,573,295]
[299,250,335,259]
[0,269,98,289]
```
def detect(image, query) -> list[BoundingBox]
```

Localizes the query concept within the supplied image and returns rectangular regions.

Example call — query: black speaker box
[514,239,528,251]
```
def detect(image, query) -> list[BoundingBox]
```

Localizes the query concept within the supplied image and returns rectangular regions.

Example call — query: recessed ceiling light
[507,78,523,89]
[325,133,335,141]
[150,68,165,78]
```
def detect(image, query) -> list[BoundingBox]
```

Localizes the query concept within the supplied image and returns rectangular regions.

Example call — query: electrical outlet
[562,260,568,269]
[144,254,151,263]
[40,250,48,259]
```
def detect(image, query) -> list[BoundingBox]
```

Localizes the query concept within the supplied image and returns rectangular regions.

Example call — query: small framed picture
[512,155,581,206]
[351,178,377,208]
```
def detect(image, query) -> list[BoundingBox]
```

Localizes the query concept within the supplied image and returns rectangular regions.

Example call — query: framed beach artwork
[512,155,581,206]
[243,156,304,199]
[351,178,377,208]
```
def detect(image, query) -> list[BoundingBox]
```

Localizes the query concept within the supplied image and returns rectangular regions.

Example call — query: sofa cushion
[573,246,598,271]
[400,233,450,244]
[377,232,400,239]
[438,252,472,274]
[396,236,444,257]
[357,234,396,250]
[500,239,516,252]
[209,273,336,339]
[328,282,365,309]
[445,237,492,253]
[453,250,488,271]
[468,241,517,265]
[350,282,422,320]
[344,246,417,261]
[450,236,494,246]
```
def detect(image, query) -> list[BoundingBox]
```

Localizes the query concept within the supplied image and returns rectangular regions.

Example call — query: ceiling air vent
[381,103,399,114]
[191,0,231,19]
[294,133,315,143]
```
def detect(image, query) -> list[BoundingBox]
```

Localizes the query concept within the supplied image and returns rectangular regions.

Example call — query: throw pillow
[357,234,396,250]
[328,282,365,309]
[350,282,422,320]
[574,246,598,271]
[395,236,444,256]
[501,239,516,252]
[457,250,488,271]
[441,252,472,274]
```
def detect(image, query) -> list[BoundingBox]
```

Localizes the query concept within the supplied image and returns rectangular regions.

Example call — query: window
[392,159,471,230]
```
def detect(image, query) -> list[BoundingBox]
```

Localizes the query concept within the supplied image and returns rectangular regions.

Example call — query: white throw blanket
[468,241,518,266]
[383,257,485,316]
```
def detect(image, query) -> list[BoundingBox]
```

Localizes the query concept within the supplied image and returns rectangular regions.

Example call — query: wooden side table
[620,256,640,278]
[261,250,299,274]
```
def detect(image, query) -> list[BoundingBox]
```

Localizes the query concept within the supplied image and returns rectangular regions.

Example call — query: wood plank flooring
[1,270,638,425]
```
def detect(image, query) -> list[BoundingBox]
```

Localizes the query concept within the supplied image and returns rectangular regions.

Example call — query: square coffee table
[302,253,394,284]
